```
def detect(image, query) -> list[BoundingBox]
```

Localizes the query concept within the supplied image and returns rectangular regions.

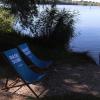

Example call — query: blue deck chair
[3,48,46,98]
[18,43,53,68]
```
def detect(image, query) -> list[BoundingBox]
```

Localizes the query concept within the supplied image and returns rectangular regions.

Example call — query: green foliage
[0,8,14,33]
[1,0,58,26]
[32,7,77,49]
[0,7,76,53]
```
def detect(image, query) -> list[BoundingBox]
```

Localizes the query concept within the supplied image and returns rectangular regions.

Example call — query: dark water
[59,5,100,65]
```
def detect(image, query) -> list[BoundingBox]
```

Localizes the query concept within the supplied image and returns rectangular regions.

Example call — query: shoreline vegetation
[0,7,96,64]
[38,1,100,6]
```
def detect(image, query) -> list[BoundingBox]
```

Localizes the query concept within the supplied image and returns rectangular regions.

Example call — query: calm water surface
[59,5,100,65]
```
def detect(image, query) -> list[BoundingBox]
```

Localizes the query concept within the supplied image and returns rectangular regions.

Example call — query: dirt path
[0,61,100,99]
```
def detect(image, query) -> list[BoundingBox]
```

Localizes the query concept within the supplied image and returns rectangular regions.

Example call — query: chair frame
[2,48,47,98]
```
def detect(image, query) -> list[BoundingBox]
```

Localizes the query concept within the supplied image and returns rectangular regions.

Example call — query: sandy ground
[0,60,100,99]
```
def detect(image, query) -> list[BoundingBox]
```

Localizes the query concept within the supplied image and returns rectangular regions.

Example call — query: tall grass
[31,7,77,49]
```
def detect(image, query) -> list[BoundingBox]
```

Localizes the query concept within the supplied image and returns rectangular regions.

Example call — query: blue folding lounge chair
[18,43,53,68]
[3,48,46,98]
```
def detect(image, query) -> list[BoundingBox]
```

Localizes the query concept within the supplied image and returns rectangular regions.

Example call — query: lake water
[58,5,100,65]
[14,5,100,65]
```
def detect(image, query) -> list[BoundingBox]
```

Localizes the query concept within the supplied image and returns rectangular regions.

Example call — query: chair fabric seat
[18,43,53,68]
[4,48,46,83]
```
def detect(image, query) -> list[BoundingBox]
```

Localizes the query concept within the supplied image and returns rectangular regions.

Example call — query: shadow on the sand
[26,92,100,100]
[0,53,100,100]
[38,60,100,100]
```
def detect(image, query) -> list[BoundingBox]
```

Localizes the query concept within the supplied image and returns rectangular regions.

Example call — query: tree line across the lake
[39,0,100,6]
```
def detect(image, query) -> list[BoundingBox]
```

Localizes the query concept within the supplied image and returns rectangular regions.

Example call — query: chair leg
[11,79,40,98]
[1,78,9,91]
[12,85,23,94]
[24,82,39,98]
[2,78,39,98]
[21,79,39,98]
[8,78,20,87]
[5,78,8,87]
[1,78,22,91]
[38,89,46,97]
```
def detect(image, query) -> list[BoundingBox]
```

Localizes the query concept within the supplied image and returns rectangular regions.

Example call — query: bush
[0,7,77,51]
[32,7,77,49]
[0,8,14,33]
[11,7,77,49]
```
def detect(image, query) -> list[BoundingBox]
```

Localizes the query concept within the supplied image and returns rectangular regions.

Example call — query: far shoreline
[38,2,100,7]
